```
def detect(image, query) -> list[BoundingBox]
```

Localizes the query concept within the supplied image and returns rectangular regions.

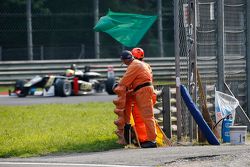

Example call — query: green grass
[153,81,175,86]
[0,102,122,158]
[0,86,12,93]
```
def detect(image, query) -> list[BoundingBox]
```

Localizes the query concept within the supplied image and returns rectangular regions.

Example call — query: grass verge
[0,86,12,93]
[0,102,122,158]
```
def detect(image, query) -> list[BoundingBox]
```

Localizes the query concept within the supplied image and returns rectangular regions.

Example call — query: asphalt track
[0,145,250,167]
[0,92,116,106]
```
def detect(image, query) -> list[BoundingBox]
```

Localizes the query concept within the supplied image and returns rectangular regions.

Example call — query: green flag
[94,10,157,47]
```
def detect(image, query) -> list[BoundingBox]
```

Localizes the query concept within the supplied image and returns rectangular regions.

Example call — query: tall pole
[94,0,100,59]
[186,0,197,141]
[157,0,164,57]
[174,0,182,142]
[217,0,225,91]
[190,0,198,140]
[0,46,2,61]
[247,0,250,117]
[27,0,33,60]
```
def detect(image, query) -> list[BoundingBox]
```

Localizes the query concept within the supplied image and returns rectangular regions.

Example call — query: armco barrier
[0,56,246,85]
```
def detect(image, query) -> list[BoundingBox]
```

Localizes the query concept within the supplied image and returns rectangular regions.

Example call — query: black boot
[140,141,157,148]
[124,124,131,144]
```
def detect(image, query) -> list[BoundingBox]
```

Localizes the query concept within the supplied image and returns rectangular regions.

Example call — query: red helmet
[131,48,144,60]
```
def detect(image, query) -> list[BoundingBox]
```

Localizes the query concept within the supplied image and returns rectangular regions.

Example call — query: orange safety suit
[120,59,157,142]
[142,61,157,104]
[125,60,156,142]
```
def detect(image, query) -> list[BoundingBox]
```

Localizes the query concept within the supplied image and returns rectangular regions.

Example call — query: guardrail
[1,56,248,130]
[0,56,246,85]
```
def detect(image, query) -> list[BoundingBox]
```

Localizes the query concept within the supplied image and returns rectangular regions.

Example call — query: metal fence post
[217,0,225,91]
[26,0,33,60]
[162,86,172,138]
[78,44,85,59]
[174,0,182,142]
[0,46,2,61]
[189,0,198,141]
[40,45,44,60]
[157,0,164,57]
[247,0,250,117]
[94,0,100,59]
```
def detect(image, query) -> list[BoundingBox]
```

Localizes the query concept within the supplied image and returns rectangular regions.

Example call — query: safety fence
[0,56,245,85]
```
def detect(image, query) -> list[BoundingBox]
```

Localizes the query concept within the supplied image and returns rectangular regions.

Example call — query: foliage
[0,0,48,13]
[0,0,174,58]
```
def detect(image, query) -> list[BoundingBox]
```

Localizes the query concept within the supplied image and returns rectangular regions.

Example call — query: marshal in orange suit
[119,50,157,148]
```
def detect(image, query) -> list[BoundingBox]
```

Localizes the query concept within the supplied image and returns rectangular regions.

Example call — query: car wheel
[55,79,72,97]
[105,77,116,95]
[15,80,28,97]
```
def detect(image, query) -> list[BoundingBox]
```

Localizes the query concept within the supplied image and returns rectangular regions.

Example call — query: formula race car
[10,65,116,97]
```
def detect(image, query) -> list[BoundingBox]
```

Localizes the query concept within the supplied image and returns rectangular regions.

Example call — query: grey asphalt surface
[0,92,116,105]
[0,94,249,167]
[0,145,250,167]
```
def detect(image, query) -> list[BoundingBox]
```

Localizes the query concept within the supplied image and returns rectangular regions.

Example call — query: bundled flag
[94,10,157,47]
[214,90,239,130]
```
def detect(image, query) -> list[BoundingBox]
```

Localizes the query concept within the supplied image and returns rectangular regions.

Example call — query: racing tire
[55,79,72,97]
[15,80,29,97]
[105,77,116,95]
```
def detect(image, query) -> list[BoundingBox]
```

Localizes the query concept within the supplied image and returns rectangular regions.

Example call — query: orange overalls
[120,59,157,142]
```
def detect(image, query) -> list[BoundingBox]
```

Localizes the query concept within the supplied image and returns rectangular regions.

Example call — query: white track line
[0,161,148,167]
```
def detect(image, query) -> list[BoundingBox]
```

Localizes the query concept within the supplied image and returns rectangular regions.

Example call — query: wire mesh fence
[0,1,174,60]
[177,0,247,140]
